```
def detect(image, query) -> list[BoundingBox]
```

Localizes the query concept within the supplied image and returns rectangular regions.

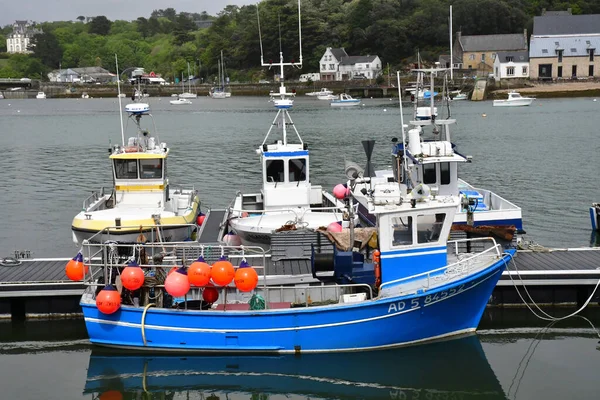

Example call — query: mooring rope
[502,252,600,328]
[141,303,155,346]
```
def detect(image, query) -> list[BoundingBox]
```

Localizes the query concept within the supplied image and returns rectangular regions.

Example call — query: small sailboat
[71,62,200,245]
[210,51,230,99]
[330,93,361,107]
[179,63,197,99]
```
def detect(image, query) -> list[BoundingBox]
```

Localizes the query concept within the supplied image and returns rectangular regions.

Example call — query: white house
[493,51,530,80]
[6,20,42,54]
[319,47,382,81]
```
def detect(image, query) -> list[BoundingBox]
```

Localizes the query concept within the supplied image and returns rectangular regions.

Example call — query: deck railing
[378,237,502,296]
[82,187,107,211]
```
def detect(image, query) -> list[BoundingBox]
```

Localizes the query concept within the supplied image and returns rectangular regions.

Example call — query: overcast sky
[1,0,257,27]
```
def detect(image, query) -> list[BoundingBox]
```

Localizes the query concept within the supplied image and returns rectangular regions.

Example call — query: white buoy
[17,110,20,113]
[594,99,597,102]
[482,113,487,117]
[384,108,387,112]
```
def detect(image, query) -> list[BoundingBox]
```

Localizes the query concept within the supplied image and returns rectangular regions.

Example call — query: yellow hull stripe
[110,153,167,160]
[72,197,200,232]
[115,184,165,191]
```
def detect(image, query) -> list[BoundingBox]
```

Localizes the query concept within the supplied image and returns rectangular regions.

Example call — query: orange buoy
[165,267,190,297]
[211,256,235,286]
[121,260,145,291]
[234,260,259,292]
[202,284,219,303]
[99,390,123,400]
[188,256,211,287]
[96,285,121,314]
[65,252,88,281]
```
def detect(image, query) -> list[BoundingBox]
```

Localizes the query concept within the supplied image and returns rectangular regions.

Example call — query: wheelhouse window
[423,163,436,184]
[440,162,451,185]
[288,158,306,182]
[266,159,285,183]
[391,216,413,246]
[114,159,138,179]
[139,158,163,179]
[417,213,446,244]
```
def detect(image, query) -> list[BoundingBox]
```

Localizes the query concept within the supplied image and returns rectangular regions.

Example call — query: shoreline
[489,81,600,99]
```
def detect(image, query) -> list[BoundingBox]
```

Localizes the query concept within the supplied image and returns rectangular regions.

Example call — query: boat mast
[115,54,125,147]
[257,0,303,147]
[449,5,453,81]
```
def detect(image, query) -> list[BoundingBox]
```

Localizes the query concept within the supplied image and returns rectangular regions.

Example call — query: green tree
[89,16,112,35]
[29,32,63,68]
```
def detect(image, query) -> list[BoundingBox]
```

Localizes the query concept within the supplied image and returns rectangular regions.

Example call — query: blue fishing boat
[83,334,506,399]
[77,2,513,354]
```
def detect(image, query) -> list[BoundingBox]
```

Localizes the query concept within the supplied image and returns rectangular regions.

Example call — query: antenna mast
[115,54,125,147]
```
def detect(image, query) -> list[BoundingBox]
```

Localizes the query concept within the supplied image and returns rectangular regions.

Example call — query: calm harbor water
[1,95,600,397]
[0,95,599,257]
[0,309,599,399]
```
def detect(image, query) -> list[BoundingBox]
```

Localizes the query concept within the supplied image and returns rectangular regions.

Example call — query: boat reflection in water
[84,334,506,400]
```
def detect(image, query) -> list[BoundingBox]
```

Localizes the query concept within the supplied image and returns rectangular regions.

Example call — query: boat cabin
[110,136,169,209]
[260,141,319,208]
[391,123,468,198]
[374,196,458,285]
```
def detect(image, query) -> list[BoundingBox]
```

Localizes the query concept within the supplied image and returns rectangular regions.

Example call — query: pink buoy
[223,232,242,246]
[333,184,349,200]
[164,267,190,297]
[327,221,343,233]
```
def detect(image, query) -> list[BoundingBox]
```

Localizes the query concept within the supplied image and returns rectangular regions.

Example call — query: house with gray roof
[493,51,530,80]
[6,20,42,54]
[454,30,528,74]
[319,47,382,81]
[529,12,600,80]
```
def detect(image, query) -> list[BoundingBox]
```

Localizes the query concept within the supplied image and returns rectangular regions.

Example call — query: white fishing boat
[36,91,46,99]
[71,66,200,245]
[306,87,333,97]
[169,97,192,105]
[226,13,354,246]
[350,68,523,245]
[493,91,534,107]
[330,93,361,107]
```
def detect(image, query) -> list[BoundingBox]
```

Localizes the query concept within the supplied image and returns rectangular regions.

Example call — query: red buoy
[196,213,206,226]
[65,252,88,281]
[96,285,121,314]
[188,256,211,287]
[121,261,145,291]
[202,285,219,303]
[99,390,123,400]
[234,260,259,292]
[165,267,190,297]
[211,256,235,286]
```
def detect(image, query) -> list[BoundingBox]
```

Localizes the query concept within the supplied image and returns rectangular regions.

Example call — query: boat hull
[81,253,508,353]
[492,98,533,107]
[331,101,361,107]
[72,224,196,245]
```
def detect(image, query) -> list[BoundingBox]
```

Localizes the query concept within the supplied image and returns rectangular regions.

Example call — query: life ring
[124,146,139,153]
[373,250,381,288]
[0,257,22,267]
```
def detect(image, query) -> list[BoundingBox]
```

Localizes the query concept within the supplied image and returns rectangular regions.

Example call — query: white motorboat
[493,91,534,107]
[451,90,468,100]
[330,93,361,107]
[317,93,336,100]
[71,77,200,245]
[81,92,90,99]
[226,36,354,245]
[117,93,126,98]
[306,87,333,97]
[350,68,523,245]
[170,98,192,105]
[36,91,46,99]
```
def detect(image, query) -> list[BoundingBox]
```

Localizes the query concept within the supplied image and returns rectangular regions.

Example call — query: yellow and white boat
[71,101,200,245]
